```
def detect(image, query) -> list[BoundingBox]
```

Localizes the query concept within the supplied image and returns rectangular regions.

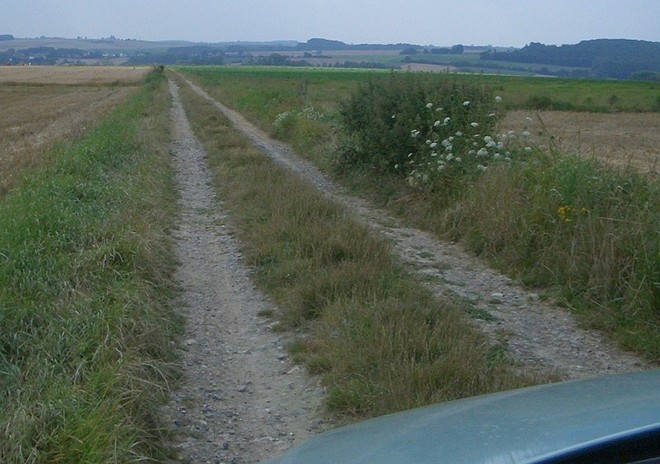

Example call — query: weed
[447,153,659,359]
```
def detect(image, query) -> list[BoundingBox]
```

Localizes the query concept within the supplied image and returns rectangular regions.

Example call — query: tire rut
[162,79,327,464]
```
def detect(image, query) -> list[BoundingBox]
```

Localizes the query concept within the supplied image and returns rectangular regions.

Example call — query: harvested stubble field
[0,65,149,85]
[0,66,146,194]
[503,110,660,177]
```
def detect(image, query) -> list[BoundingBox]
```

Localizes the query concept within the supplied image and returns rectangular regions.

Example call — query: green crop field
[181,65,660,113]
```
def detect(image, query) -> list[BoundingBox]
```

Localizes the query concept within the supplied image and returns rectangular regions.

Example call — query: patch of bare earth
[503,110,660,177]
[162,80,327,464]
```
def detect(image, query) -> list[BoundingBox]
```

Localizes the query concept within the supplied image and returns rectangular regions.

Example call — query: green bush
[337,73,505,195]
[338,73,498,170]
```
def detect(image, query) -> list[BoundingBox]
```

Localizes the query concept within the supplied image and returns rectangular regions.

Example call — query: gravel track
[163,75,651,463]
[162,80,327,464]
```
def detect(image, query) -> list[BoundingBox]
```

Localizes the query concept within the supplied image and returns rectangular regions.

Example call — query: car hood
[267,369,660,464]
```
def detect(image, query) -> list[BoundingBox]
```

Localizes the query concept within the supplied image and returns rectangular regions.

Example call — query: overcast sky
[2,0,659,47]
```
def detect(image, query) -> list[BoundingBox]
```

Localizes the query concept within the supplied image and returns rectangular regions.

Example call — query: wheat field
[0,65,149,84]
[0,67,144,194]
[503,110,660,177]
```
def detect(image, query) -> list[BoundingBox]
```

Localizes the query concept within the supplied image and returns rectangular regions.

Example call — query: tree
[451,44,464,54]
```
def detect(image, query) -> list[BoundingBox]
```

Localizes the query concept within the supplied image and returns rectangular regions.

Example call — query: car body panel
[267,370,660,464]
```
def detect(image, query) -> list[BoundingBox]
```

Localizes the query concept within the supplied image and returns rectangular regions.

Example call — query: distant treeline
[247,53,393,69]
[3,36,659,81]
[480,39,660,80]
[127,46,226,65]
[296,37,417,51]
[0,46,105,65]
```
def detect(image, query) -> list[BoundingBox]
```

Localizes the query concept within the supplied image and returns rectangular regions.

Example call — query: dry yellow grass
[0,83,138,194]
[503,110,660,177]
[0,65,149,85]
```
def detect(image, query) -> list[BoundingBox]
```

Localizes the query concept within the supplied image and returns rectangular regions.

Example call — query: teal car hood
[267,370,660,464]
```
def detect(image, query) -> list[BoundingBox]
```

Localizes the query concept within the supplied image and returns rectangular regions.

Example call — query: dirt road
[162,80,327,464]
[163,76,650,463]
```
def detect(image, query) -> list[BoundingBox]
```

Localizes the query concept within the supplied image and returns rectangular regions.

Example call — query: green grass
[0,70,181,462]
[179,65,660,116]
[476,75,660,112]
[443,154,659,359]
[174,74,541,418]
[178,66,659,363]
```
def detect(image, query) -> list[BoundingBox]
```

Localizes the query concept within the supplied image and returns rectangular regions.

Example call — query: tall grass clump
[446,152,659,360]
[175,76,539,419]
[0,69,180,462]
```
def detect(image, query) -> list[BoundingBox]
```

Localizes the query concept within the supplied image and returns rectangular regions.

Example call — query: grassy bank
[174,75,540,419]
[0,70,180,462]
[448,158,658,358]
[178,67,659,363]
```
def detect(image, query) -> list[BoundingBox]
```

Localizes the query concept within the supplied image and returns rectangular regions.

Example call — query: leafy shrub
[524,95,577,111]
[337,73,506,195]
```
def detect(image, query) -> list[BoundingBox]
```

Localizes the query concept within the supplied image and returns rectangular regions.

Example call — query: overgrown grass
[442,153,659,359]
[0,70,180,462]
[179,67,659,363]
[174,75,540,418]
[336,74,658,361]
[337,76,659,361]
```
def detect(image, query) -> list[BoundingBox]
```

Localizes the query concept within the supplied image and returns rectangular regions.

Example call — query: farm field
[0,66,146,194]
[180,66,660,175]
[502,110,660,176]
[0,65,149,84]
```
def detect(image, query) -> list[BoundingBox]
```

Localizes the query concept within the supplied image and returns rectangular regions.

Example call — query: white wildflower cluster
[403,96,536,187]
[274,110,294,126]
[300,106,324,121]
[274,106,324,130]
